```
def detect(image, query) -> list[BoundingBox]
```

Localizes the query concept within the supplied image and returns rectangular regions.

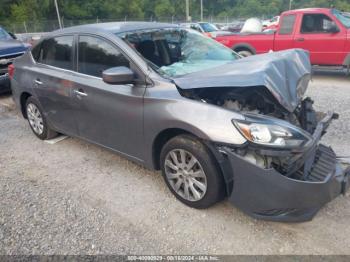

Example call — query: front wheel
[160,135,225,209]
[25,97,58,140]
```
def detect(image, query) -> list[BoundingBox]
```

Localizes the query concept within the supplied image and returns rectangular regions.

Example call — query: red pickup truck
[215,8,350,67]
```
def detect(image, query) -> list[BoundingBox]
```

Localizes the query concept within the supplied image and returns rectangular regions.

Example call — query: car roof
[51,22,178,35]
[282,8,332,16]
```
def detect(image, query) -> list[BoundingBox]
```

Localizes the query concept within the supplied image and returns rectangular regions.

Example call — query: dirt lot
[1,71,350,255]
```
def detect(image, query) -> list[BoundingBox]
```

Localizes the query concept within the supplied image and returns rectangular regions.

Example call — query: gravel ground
[1,72,350,255]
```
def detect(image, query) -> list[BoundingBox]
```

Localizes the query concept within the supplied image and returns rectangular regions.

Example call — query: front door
[72,35,146,161]
[293,13,346,65]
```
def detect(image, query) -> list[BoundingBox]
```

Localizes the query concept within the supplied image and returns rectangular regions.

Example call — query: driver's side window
[301,14,338,34]
[78,35,130,77]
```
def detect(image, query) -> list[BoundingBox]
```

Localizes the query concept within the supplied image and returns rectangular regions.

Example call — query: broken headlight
[233,116,313,148]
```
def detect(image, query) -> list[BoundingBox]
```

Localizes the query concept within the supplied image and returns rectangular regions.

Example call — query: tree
[155,0,175,20]
[1,0,350,32]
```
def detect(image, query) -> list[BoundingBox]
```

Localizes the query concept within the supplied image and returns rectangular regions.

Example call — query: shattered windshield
[119,28,239,77]
[333,9,350,28]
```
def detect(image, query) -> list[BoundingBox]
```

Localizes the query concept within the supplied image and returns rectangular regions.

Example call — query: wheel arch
[152,127,231,197]
[20,91,32,119]
[152,128,193,170]
[232,43,256,55]
[342,53,350,67]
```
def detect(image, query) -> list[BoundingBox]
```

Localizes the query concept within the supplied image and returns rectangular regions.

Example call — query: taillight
[8,64,15,80]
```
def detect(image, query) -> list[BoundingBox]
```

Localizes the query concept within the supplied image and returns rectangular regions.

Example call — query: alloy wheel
[164,149,207,202]
[27,103,44,135]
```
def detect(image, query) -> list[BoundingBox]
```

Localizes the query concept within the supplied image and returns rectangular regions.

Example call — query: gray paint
[11,22,308,168]
[10,22,348,222]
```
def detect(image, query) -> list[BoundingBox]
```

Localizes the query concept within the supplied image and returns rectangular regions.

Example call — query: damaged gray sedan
[10,22,349,222]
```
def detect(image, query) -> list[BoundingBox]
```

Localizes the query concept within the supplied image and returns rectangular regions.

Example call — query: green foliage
[1,0,350,28]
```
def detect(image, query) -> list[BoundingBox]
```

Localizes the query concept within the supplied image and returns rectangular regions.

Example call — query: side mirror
[102,66,135,85]
[329,23,340,33]
[8,32,17,39]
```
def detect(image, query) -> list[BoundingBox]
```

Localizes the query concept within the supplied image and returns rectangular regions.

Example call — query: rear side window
[0,27,12,40]
[37,36,73,70]
[279,14,296,35]
[78,35,130,78]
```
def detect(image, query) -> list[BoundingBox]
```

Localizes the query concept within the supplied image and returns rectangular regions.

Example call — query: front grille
[0,52,24,72]
[306,144,336,182]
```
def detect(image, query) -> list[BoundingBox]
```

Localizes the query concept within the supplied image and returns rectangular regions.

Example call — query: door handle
[296,37,305,42]
[74,89,88,97]
[34,79,43,85]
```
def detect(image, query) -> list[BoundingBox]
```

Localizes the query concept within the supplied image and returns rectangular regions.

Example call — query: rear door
[31,35,78,135]
[293,13,346,65]
[72,34,146,160]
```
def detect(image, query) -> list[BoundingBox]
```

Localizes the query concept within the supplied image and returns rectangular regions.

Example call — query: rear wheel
[160,135,224,209]
[237,50,253,57]
[25,97,58,140]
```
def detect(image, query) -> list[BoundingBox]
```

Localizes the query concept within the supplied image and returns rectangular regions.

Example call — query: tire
[160,134,225,209]
[237,50,253,57]
[25,96,58,140]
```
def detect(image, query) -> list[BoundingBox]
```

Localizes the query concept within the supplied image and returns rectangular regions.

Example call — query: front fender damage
[173,49,348,222]
[214,112,349,222]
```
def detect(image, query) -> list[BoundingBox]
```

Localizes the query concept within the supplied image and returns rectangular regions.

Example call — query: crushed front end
[215,109,349,222]
[175,49,349,222]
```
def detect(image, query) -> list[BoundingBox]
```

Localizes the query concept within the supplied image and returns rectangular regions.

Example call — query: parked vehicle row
[179,22,231,38]
[0,26,31,94]
[9,21,349,222]
[215,8,350,69]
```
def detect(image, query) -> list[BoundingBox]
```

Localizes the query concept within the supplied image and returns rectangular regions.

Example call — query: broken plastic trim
[218,110,339,180]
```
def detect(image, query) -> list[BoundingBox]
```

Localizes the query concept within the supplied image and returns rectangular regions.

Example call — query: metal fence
[0,15,270,34]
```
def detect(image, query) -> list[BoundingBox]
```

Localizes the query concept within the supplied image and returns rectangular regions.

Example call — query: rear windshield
[118,28,239,77]
[0,28,12,40]
[333,9,350,28]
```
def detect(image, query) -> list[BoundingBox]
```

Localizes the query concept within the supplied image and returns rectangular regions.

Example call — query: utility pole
[54,0,63,29]
[289,0,293,10]
[186,0,190,22]
[200,0,203,21]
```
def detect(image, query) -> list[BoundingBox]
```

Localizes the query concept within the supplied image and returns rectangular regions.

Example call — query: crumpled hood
[173,49,311,112]
[0,39,28,57]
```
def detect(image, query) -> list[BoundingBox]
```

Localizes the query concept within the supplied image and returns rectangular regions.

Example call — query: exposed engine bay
[179,85,333,181]
[180,86,318,133]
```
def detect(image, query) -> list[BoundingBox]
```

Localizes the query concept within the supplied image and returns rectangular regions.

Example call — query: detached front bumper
[217,112,349,222]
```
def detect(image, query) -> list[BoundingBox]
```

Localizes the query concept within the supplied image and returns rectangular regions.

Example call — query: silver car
[10,22,349,222]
